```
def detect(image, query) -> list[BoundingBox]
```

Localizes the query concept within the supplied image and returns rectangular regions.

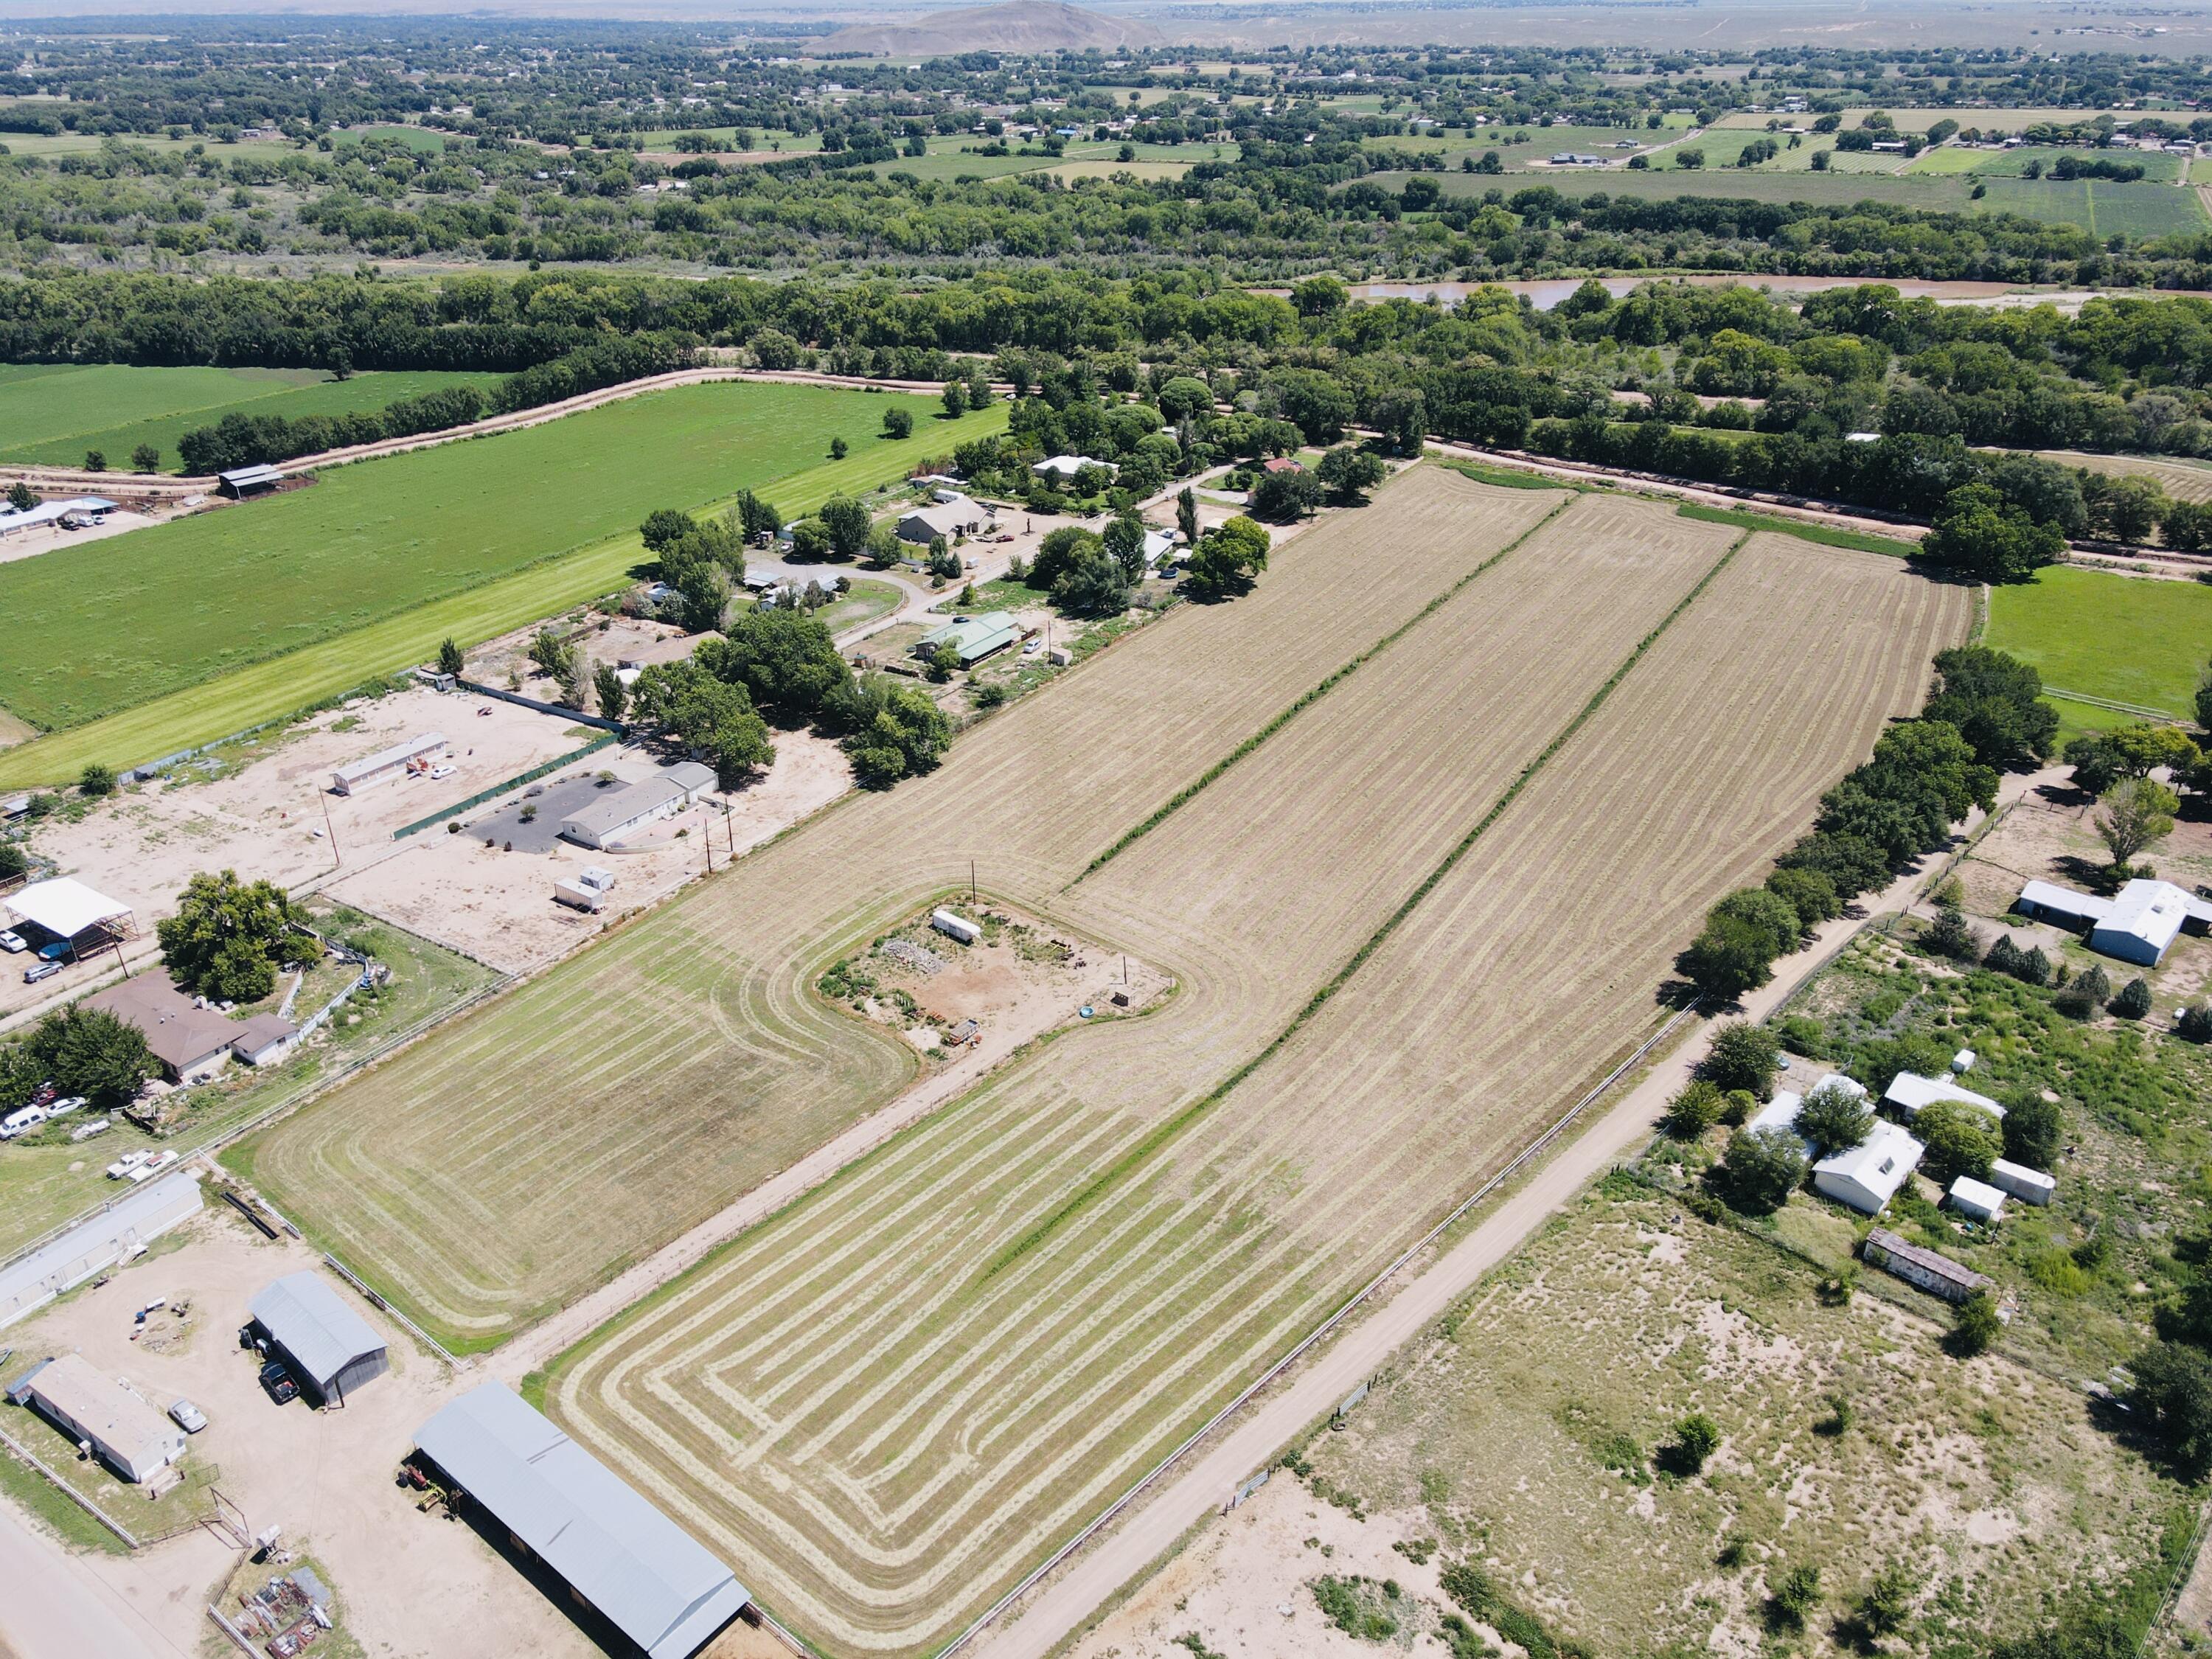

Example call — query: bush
[1659,1411,1721,1475]
[1703,1022,1781,1100]
[1949,1289,2003,1357]
[1713,1126,1807,1215]
[2177,1002,2212,1043]
[1769,1565,1822,1627]
[2000,1091,2063,1171]
[2112,976,2153,1020]
[78,762,116,797]
[1663,1079,1725,1139]
[2134,1338,2212,1475]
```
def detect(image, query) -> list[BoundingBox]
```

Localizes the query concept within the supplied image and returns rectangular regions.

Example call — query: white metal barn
[413,1381,751,1659]
[557,762,716,850]
[1813,1120,1924,1215]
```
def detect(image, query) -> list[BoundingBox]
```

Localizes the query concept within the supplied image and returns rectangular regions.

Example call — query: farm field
[0,403,1007,789]
[0,380,987,737]
[1984,563,2212,724]
[2040,447,2212,504]
[1080,1180,2182,1659]
[1908,144,2185,181]
[535,520,1967,1655]
[229,466,1573,1353]
[0,363,501,472]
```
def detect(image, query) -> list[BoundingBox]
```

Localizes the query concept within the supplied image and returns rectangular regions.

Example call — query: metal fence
[321,1252,462,1369]
[392,732,617,839]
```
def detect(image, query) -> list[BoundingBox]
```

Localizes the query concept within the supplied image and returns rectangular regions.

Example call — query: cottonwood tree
[818,495,872,560]
[156,870,310,1002]
[1797,1079,1872,1151]
[1703,1021,1780,1100]
[2096,776,2180,868]
[1183,515,1270,600]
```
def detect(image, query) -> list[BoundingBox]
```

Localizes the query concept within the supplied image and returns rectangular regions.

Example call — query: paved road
[976,768,2056,1659]
[0,1506,184,1659]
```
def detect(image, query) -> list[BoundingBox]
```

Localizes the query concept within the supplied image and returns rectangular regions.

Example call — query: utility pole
[970,859,976,899]
[318,788,340,868]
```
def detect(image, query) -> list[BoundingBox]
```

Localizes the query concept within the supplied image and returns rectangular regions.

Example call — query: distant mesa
[823,1,1164,58]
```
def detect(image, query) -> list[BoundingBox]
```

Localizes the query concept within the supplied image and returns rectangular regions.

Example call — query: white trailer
[931,908,982,946]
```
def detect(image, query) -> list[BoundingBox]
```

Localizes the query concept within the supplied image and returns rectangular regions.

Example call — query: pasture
[1984,564,2212,724]
[0,380,979,737]
[527,508,1965,1655]
[0,402,1006,787]
[0,363,500,472]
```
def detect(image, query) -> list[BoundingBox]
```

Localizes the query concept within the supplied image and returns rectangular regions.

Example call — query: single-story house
[1949,1175,2007,1224]
[897,493,990,545]
[8,1353,184,1481]
[2016,877,2212,966]
[413,1381,750,1659]
[1261,456,1305,475]
[1989,1157,2056,1206]
[1882,1070,2004,1123]
[1032,455,1114,482]
[1863,1227,1993,1304]
[559,763,717,851]
[246,1271,389,1406]
[331,732,445,796]
[84,976,248,1085]
[1812,1119,1924,1215]
[1140,528,1179,568]
[917,613,1018,667]
[229,1013,301,1068]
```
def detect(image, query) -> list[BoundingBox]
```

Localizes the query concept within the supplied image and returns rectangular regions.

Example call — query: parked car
[429,763,455,781]
[23,960,60,984]
[0,930,25,953]
[35,940,72,961]
[0,1105,48,1140]
[46,1096,86,1117]
[258,1361,299,1405]
[168,1399,209,1434]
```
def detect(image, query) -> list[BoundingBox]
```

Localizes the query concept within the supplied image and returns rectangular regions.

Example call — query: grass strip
[1674,501,1922,559]
[1074,492,1576,883]
[1445,458,1588,491]
[984,532,1750,1281]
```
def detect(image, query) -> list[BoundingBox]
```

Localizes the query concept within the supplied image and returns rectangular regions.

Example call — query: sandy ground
[2,688,588,1026]
[0,1211,599,1659]
[0,509,174,568]
[330,728,853,974]
[995,772,2056,1659]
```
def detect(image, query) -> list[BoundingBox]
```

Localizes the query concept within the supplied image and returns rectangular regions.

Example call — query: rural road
[975,768,2056,1659]
[0,1505,183,1659]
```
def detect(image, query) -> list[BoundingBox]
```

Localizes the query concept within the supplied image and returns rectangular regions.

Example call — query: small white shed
[1948,1175,2007,1224]
[931,908,981,946]
[1988,1158,2056,1207]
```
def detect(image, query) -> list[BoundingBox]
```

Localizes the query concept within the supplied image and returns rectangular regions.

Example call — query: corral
[223,470,1967,1653]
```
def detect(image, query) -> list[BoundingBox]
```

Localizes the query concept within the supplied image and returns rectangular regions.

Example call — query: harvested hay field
[537,521,1969,1655]
[2037,448,2212,504]
[232,466,1568,1350]
[1074,1183,2183,1659]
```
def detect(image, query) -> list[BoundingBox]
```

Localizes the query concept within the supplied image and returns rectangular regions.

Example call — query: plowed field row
[234,467,1566,1348]
[542,495,1761,1654]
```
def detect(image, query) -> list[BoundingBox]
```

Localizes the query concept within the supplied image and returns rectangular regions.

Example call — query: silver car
[168,1399,208,1434]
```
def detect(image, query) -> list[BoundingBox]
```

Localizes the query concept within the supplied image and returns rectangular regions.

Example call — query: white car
[46,1096,86,1117]
[429,763,455,781]
[0,930,25,953]
[0,1105,47,1141]
[168,1399,208,1434]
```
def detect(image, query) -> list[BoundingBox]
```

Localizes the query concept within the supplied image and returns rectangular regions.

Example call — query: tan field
[2038,448,2212,504]
[232,467,1569,1349]
[537,519,1968,1655]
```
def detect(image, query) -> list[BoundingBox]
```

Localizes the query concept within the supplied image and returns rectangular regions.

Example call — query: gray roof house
[413,1381,750,1659]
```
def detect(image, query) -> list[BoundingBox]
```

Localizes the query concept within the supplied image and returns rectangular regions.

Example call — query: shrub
[1720,1089,1758,1127]
[78,762,116,797]
[2112,976,2153,1020]
[1769,1565,1822,1627]
[1713,1126,1807,1215]
[1859,1562,1919,1637]
[1660,1411,1721,1475]
[1796,1079,1872,1151]
[1948,1289,2002,1357]
[2177,1003,2212,1043]
[1663,1079,1725,1139]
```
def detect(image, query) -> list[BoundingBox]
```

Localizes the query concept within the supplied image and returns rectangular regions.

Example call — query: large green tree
[1918,483,2064,582]
[700,607,852,723]
[156,870,310,1002]
[1183,515,1270,601]
[1921,645,2058,769]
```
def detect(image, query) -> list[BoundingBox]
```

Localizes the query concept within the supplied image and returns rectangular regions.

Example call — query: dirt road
[973,768,2056,1659]
[0,1506,184,1659]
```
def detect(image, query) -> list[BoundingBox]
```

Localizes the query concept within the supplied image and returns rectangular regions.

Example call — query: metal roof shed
[414,1382,750,1659]
[248,1272,388,1405]
[6,877,134,945]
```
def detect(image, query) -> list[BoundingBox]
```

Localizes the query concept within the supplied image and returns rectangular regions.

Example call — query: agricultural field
[1908,145,2186,181]
[1082,1179,2186,1659]
[0,363,500,472]
[232,466,1573,1354]
[530,515,1965,1655]
[2042,448,2212,504]
[1984,564,2212,726]
[0,381,997,748]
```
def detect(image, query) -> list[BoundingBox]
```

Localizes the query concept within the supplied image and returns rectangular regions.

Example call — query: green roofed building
[917,611,1018,666]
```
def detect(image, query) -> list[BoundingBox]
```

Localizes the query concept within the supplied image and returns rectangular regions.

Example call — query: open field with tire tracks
[229,465,1569,1350]
[533,495,1817,1655]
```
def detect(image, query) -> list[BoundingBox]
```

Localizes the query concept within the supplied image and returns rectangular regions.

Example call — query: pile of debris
[880,938,945,976]
[230,1567,333,1657]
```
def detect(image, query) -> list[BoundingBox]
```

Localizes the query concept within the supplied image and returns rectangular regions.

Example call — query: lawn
[0,380,981,736]
[0,364,501,473]
[1984,565,2212,725]
[0,400,1008,787]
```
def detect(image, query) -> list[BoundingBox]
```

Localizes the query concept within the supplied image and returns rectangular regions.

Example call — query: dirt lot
[0,1208,599,1659]
[2,687,588,1025]
[1072,1185,2183,1659]
[328,728,851,974]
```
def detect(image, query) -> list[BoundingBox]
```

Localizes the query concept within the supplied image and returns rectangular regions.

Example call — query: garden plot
[539,493,1752,1655]
[232,467,1571,1352]
[1070,1183,2181,1659]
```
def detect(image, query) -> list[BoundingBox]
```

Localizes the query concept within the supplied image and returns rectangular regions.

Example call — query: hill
[822,1,1162,56]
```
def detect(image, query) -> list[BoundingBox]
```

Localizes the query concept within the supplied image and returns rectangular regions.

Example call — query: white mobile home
[10,1353,184,1481]
[1948,1175,2008,1224]
[558,763,716,850]
[1883,1071,2004,1123]
[1989,1158,2056,1206]
[331,732,445,795]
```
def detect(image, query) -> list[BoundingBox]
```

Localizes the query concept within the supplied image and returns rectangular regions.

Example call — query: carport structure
[5,877,135,960]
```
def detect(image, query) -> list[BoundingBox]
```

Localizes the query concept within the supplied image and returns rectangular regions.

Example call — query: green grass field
[0,364,501,472]
[0,380,976,734]
[0,399,1008,787]
[1985,566,2212,728]
[1909,144,2185,182]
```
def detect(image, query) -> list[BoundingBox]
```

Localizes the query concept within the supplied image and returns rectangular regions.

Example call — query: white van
[0,1104,49,1140]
